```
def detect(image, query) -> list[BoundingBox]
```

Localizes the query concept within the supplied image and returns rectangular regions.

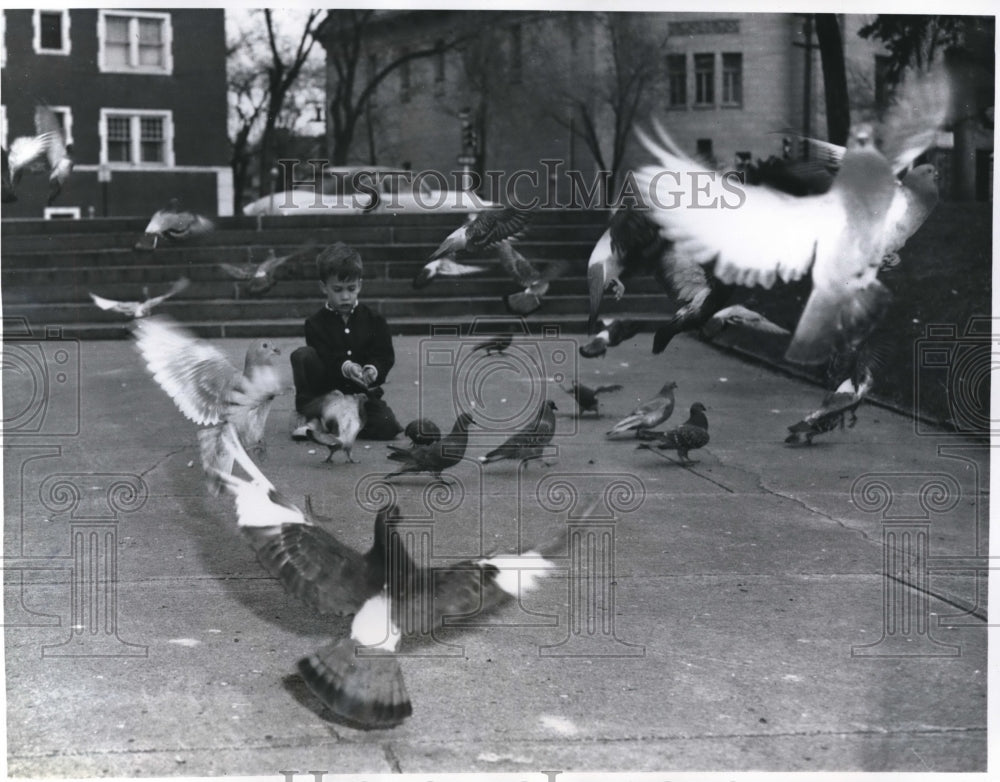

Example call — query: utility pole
[792,14,815,159]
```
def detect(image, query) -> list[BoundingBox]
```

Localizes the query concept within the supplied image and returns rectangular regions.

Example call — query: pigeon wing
[219,262,255,280]
[497,240,540,287]
[634,122,828,289]
[133,315,239,425]
[35,105,67,171]
[142,277,191,309]
[467,206,530,250]
[90,293,138,315]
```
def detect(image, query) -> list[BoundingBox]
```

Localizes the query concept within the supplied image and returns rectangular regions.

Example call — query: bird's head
[848,123,877,150]
[690,402,707,414]
[661,381,679,394]
[458,412,476,428]
[901,163,940,200]
[245,339,281,372]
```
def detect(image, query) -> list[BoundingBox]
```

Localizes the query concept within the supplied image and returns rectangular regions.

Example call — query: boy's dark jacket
[305,303,395,397]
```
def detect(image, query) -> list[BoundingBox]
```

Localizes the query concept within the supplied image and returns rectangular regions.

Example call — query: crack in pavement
[139,446,192,480]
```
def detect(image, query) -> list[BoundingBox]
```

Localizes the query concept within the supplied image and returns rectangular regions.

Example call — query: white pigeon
[701,304,790,340]
[132,315,285,492]
[303,390,367,464]
[89,277,190,319]
[632,64,951,366]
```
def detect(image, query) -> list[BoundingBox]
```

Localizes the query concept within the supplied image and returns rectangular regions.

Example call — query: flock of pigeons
[68,60,954,730]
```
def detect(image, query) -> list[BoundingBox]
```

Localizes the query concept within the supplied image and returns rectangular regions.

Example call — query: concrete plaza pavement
[2,325,990,776]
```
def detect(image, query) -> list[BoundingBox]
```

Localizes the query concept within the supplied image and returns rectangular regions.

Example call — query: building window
[44,206,80,219]
[399,50,411,103]
[874,54,892,111]
[100,109,174,167]
[98,10,172,74]
[1,11,7,67]
[434,40,446,95]
[509,24,522,84]
[666,54,687,108]
[694,53,715,106]
[722,53,742,107]
[696,138,714,165]
[33,9,70,55]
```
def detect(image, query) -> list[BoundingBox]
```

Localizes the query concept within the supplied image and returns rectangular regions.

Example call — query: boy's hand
[362,365,378,386]
[342,360,367,388]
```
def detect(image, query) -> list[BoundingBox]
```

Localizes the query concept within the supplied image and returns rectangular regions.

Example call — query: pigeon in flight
[561,382,623,417]
[470,333,513,356]
[496,240,569,316]
[385,412,476,481]
[303,390,367,463]
[411,258,488,289]
[632,65,951,365]
[220,245,317,298]
[637,402,710,465]
[403,418,441,446]
[89,277,190,319]
[2,105,73,204]
[480,400,558,466]
[206,424,563,730]
[606,381,677,439]
[428,206,531,261]
[579,318,646,359]
[133,315,284,490]
[135,199,215,251]
[700,304,790,340]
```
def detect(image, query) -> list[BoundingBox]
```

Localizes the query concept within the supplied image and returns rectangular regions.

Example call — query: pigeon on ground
[303,390,367,463]
[219,244,317,298]
[385,412,476,481]
[470,333,513,355]
[133,315,284,491]
[606,381,677,439]
[2,105,72,204]
[561,382,623,416]
[785,369,874,445]
[135,198,215,251]
[480,400,558,466]
[497,240,569,316]
[428,206,531,261]
[206,424,563,730]
[89,277,190,319]
[579,318,646,358]
[700,304,790,340]
[637,402,710,465]
[403,418,441,446]
[632,65,951,365]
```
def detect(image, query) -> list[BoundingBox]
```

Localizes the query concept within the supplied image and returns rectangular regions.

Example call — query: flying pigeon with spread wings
[497,240,569,316]
[135,198,215,250]
[2,105,73,204]
[632,64,951,365]
[90,277,190,319]
[220,244,317,298]
[133,315,284,490]
[207,424,563,730]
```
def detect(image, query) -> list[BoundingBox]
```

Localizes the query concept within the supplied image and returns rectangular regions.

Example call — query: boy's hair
[317,242,364,283]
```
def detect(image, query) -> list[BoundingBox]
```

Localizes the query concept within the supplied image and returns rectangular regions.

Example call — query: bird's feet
[250,441,267,462]
[605,278,626,301]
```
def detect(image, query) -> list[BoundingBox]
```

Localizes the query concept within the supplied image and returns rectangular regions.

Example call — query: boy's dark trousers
[290,346,402,440]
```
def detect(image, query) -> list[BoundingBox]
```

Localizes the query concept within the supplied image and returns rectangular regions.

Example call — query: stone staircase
[2,211,677,340]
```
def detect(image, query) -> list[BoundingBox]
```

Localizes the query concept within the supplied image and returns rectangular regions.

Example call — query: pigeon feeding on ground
[470,333,513,356]
[637,402,710,465]
[700,304,790,340]
[135,198,215,251]
[403,418,441,446]
[207,424,563,730]
[2,105,73,204]
[632,65,951,366]
[561,382,623,417]
[606,381,678,439]
[480,400,558,467]
[579,318,646,359]
[496,240,569,316]
[89,277,190,319]
[303,390,367,463]
[133,315,284,491]
[385,412,476,481]
[785,367,875,445]
[219,244,317,298]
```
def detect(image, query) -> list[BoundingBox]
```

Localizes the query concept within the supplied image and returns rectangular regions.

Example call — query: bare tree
[320,10,467,164]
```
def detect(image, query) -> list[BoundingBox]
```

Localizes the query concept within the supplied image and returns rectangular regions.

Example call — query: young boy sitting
[290,242,402,441]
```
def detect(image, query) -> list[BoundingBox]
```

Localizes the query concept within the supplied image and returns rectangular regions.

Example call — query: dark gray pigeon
[385,412,475,481]
[561,382,623,416]
[637,402,710,465]
[480,400,557,466]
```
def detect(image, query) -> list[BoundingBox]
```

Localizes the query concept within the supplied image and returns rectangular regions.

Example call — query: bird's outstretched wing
[633,121,828,290]
[133,315,239,425]
[89,293,138,315]
[143,277,190,309]
[35,105,67,172]
[879,63,952,174]
[218,262,255,280]
[467,206,531,250]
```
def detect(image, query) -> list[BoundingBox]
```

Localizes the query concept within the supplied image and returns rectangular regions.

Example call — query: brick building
[1,8,232,219]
